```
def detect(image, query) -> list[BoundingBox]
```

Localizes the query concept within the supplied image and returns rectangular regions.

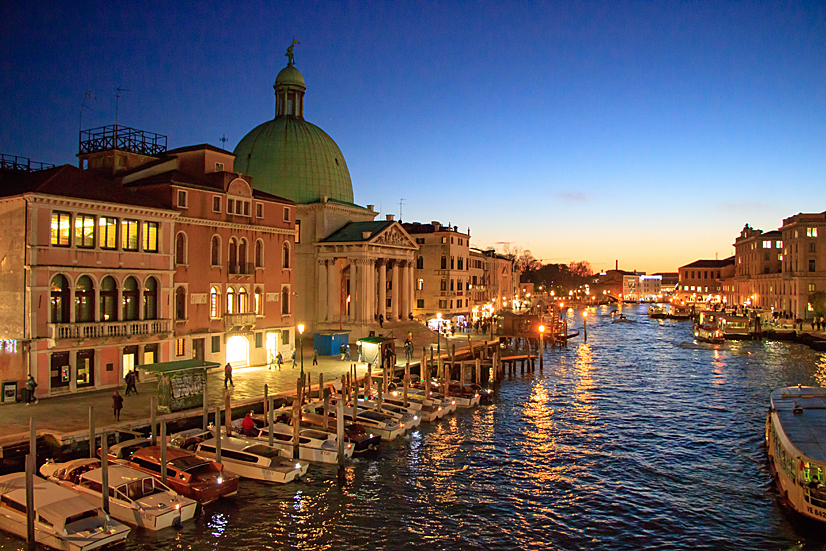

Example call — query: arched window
[282,242,290,269]
[440,256,447,269]
[254,287,263,315]
[50,275,70,323]
[229,238,238,274]
[175,233,187,265]
[255,240,264,268]
[100,276,117,321]
[416,256,423,269]
[144,277,158,320]
[122,277,139,321]
[239,239,248,273]
[210,235,220,266]
[239,288,249,313]
[226,287,235,314]
[210,286,220,317]
[281,287,290,315]
[175,287,186,320]
[75,276,95,322]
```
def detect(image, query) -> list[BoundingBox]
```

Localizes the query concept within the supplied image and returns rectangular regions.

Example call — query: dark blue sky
[2,1,825,272]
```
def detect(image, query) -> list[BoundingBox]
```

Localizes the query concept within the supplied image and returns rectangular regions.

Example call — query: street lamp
[538,324,545,370]
[582,311,588,343]
[297,323,305,379]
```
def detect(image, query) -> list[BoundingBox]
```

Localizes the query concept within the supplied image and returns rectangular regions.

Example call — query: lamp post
[538,324,545,370]
[298,323,305,380]
[582,311,588,344]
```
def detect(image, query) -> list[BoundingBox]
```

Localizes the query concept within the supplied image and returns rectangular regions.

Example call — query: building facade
[675,258,735,303]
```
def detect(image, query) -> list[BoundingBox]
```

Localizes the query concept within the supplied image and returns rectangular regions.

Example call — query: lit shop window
[75,214,96,248]
[50,212,71,247]
[121,219,139,251]
[99,217,117,249]
[143,222,158,252]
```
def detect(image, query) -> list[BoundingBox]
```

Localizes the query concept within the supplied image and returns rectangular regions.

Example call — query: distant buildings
[674,258,735,303]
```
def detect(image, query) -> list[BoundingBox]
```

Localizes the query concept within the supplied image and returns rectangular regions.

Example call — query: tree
[516,249,540,275]
[568,261,593,278]
[810,291,826,317]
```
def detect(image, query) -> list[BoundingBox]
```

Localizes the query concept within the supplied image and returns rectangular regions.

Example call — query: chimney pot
[386,214,395,221]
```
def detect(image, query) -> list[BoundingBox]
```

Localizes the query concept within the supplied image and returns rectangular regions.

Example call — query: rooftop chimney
[432,221,441,231]
[386,214,395,221]
[367,204,374,211]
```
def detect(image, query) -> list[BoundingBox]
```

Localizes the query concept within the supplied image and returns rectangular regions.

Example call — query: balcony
[48,319,170,341]
[224,312,257,331]
[228,262,255,277]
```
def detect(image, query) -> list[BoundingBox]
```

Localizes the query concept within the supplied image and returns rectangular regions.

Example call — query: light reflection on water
[2,304,825,550]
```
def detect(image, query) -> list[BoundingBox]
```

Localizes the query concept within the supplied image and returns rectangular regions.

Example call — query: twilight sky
[2,1,825,273]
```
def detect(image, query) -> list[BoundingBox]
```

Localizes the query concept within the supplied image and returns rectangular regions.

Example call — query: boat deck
[772,386,826,462]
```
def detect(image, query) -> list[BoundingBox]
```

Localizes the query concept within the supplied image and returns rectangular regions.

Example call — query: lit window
[808,228,818,237]
[776,241,782,248]
[763,240,771,249]
[295,220,301,243]
[176,338,186,357]
[239,288,249,313]
[99,217,117,249]
[210,287,220,317]
[226,288,235,314]
[73,214,96,248]
[142,222,158,252]
[121,220,139,251]
[50,212,71,246]
[254,288,263,315]
[417,278,424,290]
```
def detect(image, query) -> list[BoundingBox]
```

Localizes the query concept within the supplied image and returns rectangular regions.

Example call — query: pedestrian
[125,370,138,396]
[112,390,123,421]
[379,314,384,328]
[340,343,346,361]
[224,363,234,388]
[276,351,283,370]
[344,344,351,361]
[25,375,37,405]
[291,348,297,369]
[312,349,319,366]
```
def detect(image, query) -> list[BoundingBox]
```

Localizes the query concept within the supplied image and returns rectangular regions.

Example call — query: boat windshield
[244,445,283,459]
[169,456,210,472]
[64,509,100,528]
[359,411,389,422]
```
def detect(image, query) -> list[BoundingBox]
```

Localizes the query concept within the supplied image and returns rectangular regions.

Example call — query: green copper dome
[233,61,354,205]
[234,117,353,204]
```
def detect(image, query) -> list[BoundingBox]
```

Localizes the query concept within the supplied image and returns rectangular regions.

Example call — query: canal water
[3,303,826,550]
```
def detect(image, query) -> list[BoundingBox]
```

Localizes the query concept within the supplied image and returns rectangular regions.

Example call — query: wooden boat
[113,445,239,504]
[0,473,130,551]
[40,458,197,531]
[193,435,308,483]
[766,386,826,523]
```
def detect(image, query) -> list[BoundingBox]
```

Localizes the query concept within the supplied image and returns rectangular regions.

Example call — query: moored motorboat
[304,400,405,441]
[40,458,197,531]
[250,422,355,464]
[193,435,308,483]
[648,305,668,319]
[0,472,130,551]
[694,311,724,344]
[766,386,826,522]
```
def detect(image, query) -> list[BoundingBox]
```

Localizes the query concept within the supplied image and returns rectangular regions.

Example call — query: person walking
[276,351,284,370]
[25,375,37,405]
[312,349,319,366]
[340,343,346,361]
[124,370,133,396]
[344,344,351,361]
[291,348,297,369]
[379,314,384,328]
[112,390,123,421]
[125,370,138,396]
[224,363,234,388]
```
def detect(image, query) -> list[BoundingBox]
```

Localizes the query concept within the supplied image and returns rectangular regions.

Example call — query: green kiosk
[138,359,220,413]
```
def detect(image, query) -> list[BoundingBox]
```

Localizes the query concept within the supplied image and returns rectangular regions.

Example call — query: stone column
[349,259,358,323]
[391,261,400,321]
[408,261,415,318]
[327,258,338,322]
[317,259,328,323]
[378,260,387,323]
[365,258,375,323]
[399,260,409,320]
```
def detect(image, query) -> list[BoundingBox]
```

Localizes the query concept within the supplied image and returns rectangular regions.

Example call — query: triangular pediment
[369,222,417,249]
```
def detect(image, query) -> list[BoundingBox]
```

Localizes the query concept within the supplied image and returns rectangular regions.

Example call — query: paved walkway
[0,330,493,444]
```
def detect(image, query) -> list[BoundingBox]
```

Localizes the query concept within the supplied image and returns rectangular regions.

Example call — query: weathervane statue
[286,39,300,66]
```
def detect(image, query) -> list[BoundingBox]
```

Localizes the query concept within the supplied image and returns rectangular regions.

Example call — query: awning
[357,336,395,345]
[137,359,221,373]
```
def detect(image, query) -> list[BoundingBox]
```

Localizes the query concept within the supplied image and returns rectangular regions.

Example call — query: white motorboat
[194,436,308,483]
[350,398,422,429]
[386,391,445,419]
[252,424,354,464]
[304,400,405,441]
[40,458,197,531]
[766,386,826,523]
[405,388,458,414]
[0,472,130,551]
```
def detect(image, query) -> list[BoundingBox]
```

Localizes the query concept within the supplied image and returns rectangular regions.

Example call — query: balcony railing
[224,312,257,330]
[48,319,170,341]
[228,262,255,276]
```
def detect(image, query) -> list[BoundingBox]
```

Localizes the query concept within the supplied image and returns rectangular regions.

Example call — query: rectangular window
[450,300,453,308]
[776,241,782,248]
[99,217,117,249]
[255,332,263,348]
[74,214,95,248]
[808,228,818,237]
[441,237,447,244]
[283,207,290,222]
[417,299,424,308]
[439,300,447,308]
[256,203,264,218]
[177,190,188,208]
[243,201,250,216]
[763,240,771,249]
[211,335,220,353]
[142,222,158,252]
[227,198,235,213]
[440,279,447,291]
[212,196,222,213]
[235,201,242,215]
[809,283,816,293]
[121,220,139,250]
[810,259,816,272]
[282,329,290,345]
[176,338,186,357]
[215,162,224,172]
[416,238,425,244]
[295,220,301,244]
[50,212,71,246]
[810,243,816,253]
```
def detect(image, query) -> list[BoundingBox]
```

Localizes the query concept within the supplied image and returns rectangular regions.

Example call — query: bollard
[224,390,232,438]
[101,431,109,515]
[336,391,345,481]
[268,397,274,447]
[160,420,167,485]
[292,378,302,460]
[264,384,269,423]
[150,397,157,446]
[215,408,222,464]
[203,391,209,430]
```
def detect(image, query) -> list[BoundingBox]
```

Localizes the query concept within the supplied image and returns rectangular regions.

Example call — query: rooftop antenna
[220,134,228,150]
[399,198,406,221]
[114,87,131,126]
[79,91,94,133]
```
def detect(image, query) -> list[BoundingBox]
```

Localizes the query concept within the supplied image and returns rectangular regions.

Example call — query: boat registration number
[807,506,826,519]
